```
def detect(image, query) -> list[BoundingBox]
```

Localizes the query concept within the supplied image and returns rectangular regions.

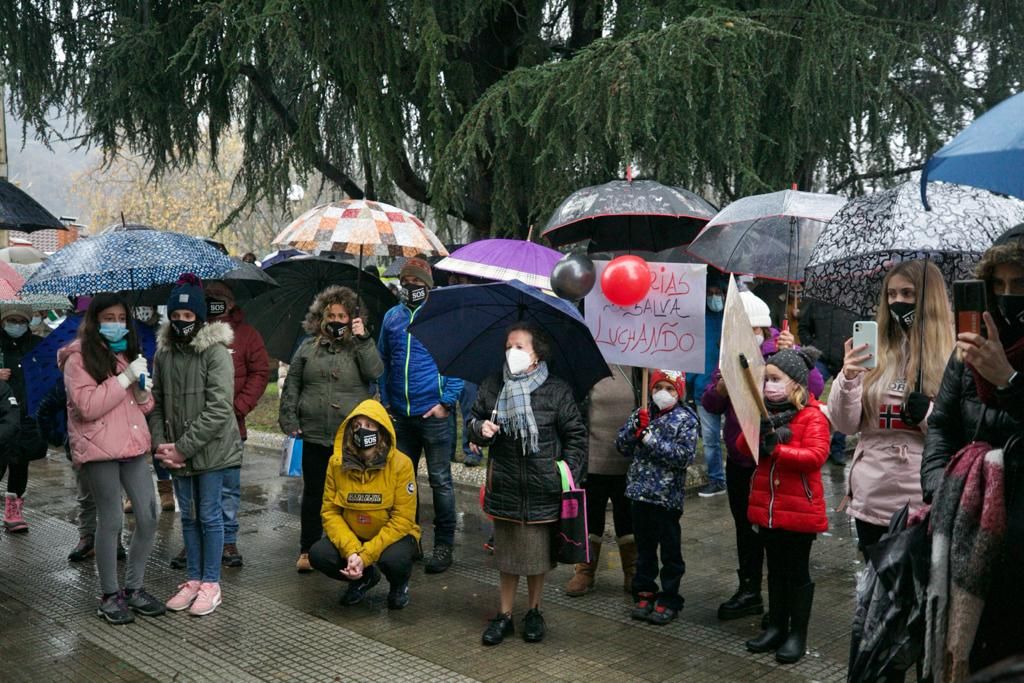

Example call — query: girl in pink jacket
[60,293,166,625]
[826,261,953,556]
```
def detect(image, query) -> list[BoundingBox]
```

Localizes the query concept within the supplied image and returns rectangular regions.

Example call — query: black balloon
[550,253,596,301]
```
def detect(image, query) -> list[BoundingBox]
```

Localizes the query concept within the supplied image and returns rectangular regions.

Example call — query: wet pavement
[1,438,865,682]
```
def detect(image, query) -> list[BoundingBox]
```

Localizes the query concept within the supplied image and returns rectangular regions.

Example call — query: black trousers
[726,461,763,583]
[761,527,814,589]
[584,474,633,539]
[631,500,684,610]
[854,518,888,560]
[309,534,418,588]
[299,441,334,553]
[0,461,28,497]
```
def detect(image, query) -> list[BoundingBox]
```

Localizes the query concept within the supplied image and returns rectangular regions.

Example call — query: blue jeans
[221,466,241,545]
[174,470,228,583]
[696,403,725,485]
[392,413,456,546]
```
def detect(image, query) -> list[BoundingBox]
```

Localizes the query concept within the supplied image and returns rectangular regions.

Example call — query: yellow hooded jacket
[321,399,421,566]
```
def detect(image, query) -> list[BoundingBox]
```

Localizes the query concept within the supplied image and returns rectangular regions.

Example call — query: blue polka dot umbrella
[19,229,238,296]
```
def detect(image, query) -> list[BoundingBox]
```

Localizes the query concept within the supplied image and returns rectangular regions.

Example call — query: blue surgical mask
[30,316,42,327]
[3,322,29,339]
[707,295,725,313]
[99,322,130,343]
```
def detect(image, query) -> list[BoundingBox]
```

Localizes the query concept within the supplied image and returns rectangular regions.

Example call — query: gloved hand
[901,392,930,427]
[122,356,148,383]
[760,430,780,455]
[635,408,650,437]
[776,426,792,445]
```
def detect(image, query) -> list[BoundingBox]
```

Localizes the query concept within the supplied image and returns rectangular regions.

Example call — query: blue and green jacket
[378,303,464,417]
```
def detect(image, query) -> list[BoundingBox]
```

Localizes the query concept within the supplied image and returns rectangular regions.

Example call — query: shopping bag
[553,460,589,564]
[279,436,303,477]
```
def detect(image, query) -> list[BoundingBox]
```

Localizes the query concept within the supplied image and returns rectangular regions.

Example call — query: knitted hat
[167,273,207,322]
[739,290,772,328]
[399,257,434,289]
[649,369,686,398]
[0,303,33,323]
[767,347,821,388]
[74,296,93,313]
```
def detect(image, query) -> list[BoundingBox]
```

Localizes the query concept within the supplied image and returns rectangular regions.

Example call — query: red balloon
[600,255,651,306]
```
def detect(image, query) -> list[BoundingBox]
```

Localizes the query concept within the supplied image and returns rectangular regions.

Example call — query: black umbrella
[0,179,66,232]
[241,256,397,363]
[542,179,717,252]
[124,261,279,306]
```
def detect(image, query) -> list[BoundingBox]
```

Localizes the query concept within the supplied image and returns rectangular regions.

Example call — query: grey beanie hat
[767,347,821,388]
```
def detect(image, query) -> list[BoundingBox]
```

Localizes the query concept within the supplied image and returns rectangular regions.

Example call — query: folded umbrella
[434,239,562,289]
[408,279,611,399]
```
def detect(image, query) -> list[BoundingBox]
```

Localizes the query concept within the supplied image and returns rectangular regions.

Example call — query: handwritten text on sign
[585,261,707,373]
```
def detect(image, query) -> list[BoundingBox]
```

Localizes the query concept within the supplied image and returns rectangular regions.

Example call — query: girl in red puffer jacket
[736,347,830,665]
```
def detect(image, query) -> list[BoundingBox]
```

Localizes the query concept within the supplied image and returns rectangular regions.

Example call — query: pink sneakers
[188,582,222,616]
[3,494,28,533]
[166,580,202,612]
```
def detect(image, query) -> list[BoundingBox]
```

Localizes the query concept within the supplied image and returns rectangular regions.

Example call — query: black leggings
[309,534,418,588]
[299,441,334,553]
[726,461,763,582]
[584,474,633,538]
[855,519,888,559]
[761,527,814,588]
[0,461,28,497]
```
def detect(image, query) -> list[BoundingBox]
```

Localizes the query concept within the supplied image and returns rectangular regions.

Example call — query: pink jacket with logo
[826,371,927,527]
[59,340,154,467]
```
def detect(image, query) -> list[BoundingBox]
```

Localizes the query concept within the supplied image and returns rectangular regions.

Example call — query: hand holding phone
[850,321,878,373]
[954,280,987,336]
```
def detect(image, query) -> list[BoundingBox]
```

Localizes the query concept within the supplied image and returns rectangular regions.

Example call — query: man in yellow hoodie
[309,400,421,609]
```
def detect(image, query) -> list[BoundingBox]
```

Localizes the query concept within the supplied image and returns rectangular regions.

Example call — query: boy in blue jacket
[377,257,463,574]
[617,370,697,626]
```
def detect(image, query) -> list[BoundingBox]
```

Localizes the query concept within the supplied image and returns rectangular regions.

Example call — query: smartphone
[954,279,987,336]
[852,321,878,370]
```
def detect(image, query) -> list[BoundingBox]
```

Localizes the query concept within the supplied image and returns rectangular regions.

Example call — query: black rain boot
[745,574,788,653]
[775,582,814,664]
[717,570,764,620]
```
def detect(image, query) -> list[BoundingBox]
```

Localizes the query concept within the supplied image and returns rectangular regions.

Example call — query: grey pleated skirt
[493,519,556,575]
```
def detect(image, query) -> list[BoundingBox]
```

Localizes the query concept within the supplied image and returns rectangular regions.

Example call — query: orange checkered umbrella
[271,199,448,259]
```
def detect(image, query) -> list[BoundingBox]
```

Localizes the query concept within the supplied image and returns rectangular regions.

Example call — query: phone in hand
[852,321,878,370]
[954,279,987,336]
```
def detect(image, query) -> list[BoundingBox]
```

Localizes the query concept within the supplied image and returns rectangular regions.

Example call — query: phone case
[852,321,878,370]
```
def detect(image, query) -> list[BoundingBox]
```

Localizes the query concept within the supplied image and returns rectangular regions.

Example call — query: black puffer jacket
[921,354,1024,502]
[469,372,587,523]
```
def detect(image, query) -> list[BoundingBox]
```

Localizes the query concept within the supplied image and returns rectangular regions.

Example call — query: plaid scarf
[495,361,549,455]
[925,442,1007,683]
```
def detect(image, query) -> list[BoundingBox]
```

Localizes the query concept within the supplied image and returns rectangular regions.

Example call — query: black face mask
[171,319,198,339]
[889,301,916,331]
[207,298,228,318]
[324,321,348,339]
[354,427,379,450]
[402,284,428,308]
[997,294,1024,339]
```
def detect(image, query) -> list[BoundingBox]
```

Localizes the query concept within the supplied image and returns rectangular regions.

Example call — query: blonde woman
[828,260,953,556]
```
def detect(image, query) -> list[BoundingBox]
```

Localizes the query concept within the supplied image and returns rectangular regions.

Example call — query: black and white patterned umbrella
[804,177,1024,317]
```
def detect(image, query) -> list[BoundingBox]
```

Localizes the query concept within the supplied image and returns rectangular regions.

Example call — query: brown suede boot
[157,480,175,512]
[565,538,601,597]
[618,535,637,593]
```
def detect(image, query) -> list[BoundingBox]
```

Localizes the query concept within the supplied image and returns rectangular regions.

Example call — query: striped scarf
[495,361,549,455]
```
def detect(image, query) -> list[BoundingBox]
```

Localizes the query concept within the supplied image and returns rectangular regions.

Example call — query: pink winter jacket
[59,340,154,467]
[826,371,927,527]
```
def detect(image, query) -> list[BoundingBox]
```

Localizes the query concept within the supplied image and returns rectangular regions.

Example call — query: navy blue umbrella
[408,279,610,399]
[22,316,157,416]
[20,229,237,296]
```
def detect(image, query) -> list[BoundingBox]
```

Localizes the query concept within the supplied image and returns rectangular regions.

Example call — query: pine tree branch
[393,150,491,229]
[238,63,364,200]
[828,163,924,194]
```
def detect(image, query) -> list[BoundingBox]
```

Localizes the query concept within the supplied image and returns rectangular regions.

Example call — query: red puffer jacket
[222,307,270,440]
[738,397,830,534]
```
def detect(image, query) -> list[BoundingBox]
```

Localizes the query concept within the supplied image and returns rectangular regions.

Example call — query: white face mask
[754,332,765,347]
[652,389,678,411]
[506,347,534,375]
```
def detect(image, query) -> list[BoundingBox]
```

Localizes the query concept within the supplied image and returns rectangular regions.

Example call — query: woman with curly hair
[279,286,384,572]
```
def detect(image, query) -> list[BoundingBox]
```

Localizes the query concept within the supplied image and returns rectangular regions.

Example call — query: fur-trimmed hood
[157,320,234,353]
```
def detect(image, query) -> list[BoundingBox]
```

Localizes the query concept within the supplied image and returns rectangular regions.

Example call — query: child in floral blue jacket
[616,369,697,625]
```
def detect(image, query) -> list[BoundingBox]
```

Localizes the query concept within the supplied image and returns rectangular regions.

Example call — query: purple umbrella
[433,239,562,289]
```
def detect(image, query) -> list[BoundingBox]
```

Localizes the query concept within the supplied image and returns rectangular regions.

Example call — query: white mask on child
[652,389,677,411]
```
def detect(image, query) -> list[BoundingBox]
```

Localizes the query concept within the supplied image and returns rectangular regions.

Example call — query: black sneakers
[169,547,187,569]
[424,544,453,574]
[340,566,381,606]
[523,608,546,643]
[482,612,515,646]
[631,592,656,621]
[96,592,134,625]
[387,582,410,610]
[697,481,727,498]
[68,536,95,562]
[124,588,166,617]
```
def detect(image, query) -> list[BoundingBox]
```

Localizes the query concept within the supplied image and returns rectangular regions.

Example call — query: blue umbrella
[260,248,306,268]
[22,316,157,416]
[407,279,610,399]
[19,229,237,296]
[921,92,1024,209]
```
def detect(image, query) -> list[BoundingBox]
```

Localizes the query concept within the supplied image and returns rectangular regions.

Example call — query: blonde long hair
[862,260,953,420]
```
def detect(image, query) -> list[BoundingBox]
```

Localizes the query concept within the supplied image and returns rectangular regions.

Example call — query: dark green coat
[149,321,243,476]
[278,335,384,446]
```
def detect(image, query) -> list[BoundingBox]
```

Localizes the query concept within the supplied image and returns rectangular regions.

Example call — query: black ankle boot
[718,570,764,620]
[775,582,814,663]
[745,575,788,653]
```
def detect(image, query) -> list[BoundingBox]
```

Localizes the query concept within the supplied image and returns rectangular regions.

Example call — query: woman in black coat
[469,321,587,647]
[921,224,1024,673]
